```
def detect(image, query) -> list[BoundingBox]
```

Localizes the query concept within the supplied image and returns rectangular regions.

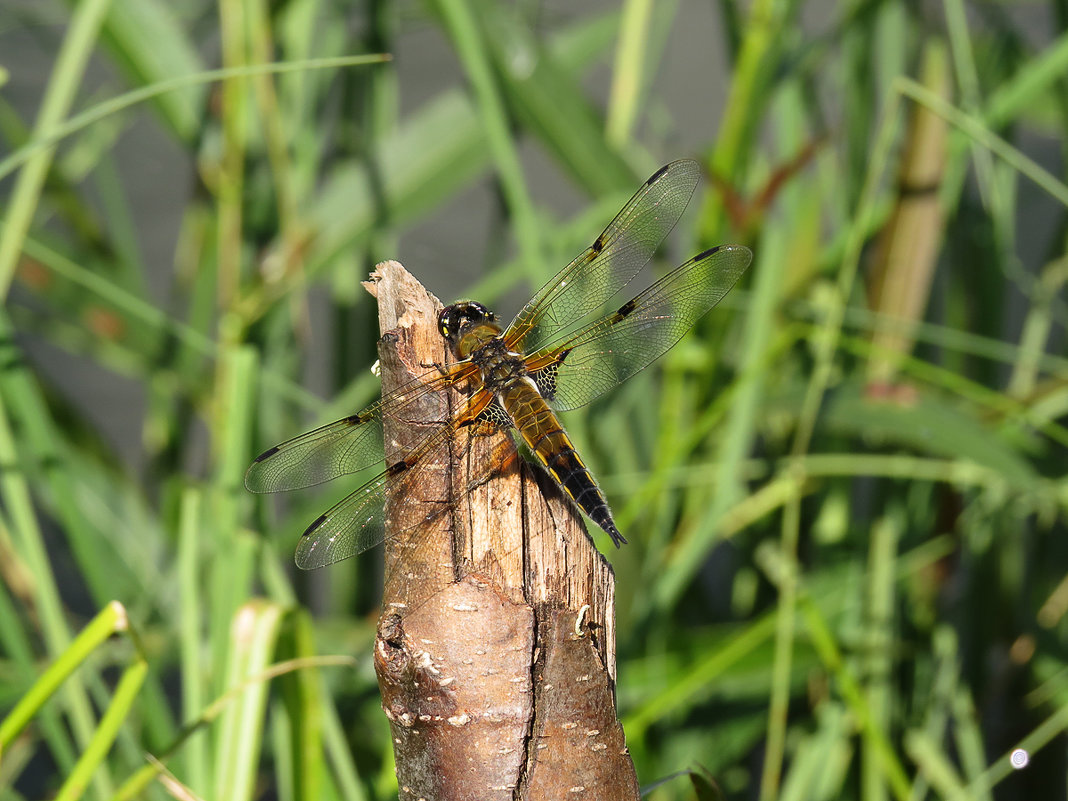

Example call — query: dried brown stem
[364,260,639,800]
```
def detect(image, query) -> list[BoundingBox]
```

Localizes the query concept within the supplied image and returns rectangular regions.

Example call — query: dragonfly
[246,160,752,569]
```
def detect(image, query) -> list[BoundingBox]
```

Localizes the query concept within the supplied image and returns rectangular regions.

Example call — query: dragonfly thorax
[468,337,529,393]
[439,301,504,359]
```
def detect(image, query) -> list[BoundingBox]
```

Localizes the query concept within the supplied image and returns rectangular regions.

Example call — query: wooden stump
[364,260,639,800]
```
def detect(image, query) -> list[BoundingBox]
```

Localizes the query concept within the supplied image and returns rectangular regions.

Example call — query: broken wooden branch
[364,260,639,800]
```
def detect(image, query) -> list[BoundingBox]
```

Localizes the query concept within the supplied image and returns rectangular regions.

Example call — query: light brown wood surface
[364,260,639,800]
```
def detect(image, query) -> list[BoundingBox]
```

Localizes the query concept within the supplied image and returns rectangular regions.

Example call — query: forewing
[290,418,458,568]
[530,245,752,411]
[291,385,496,569]
[245,361,476,493]
[505,160,700,353]
[245,413,385,493]
[293,469,391,568]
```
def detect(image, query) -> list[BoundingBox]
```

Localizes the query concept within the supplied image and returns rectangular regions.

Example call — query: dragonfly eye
[439,302,494,342]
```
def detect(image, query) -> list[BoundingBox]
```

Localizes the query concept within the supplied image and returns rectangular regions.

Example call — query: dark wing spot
[616,298,638,318]
[302,513,328,537]
[647,163,670,184]
[694,245,723,261]
[253,446,280,463]
[387,460,410,477]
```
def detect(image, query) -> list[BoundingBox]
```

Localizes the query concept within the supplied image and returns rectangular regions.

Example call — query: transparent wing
[245,361,477,493]
[291,390,492,568]
[527,245,752,412]
[294,469,392,568]
[504,160,701,354]
[245,414,385,493]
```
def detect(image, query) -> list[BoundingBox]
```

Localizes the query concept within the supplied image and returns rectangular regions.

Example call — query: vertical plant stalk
[605,0,654,148]
[365,261,639,800]
[432,0,544,283]
[216,0,250,308]
[866,43,949,389]
[0,0,112,300]
[861,514,899,801]
[699,0,789,240]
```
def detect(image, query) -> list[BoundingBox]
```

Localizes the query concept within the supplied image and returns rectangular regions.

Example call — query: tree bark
[364,260,640,800]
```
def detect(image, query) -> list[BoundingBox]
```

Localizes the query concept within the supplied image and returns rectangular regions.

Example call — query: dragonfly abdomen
[500,379,626,547]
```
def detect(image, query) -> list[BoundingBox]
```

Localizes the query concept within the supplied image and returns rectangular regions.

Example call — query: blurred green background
[1,0,1067,799]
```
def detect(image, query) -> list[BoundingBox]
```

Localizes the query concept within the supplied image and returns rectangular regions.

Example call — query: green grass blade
[0,602,128,749]
[54,657,148,801]
[178,488,208,789]
[214,601,286,801]
[0,0,112,299]
[432,0,544,280]
[605,0,656,148]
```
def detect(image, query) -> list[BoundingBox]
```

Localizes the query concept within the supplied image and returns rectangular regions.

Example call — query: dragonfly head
[439,301,501,359]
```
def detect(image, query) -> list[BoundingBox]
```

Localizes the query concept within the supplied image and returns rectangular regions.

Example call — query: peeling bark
[364,261,639,800]
[521,608,638,798]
